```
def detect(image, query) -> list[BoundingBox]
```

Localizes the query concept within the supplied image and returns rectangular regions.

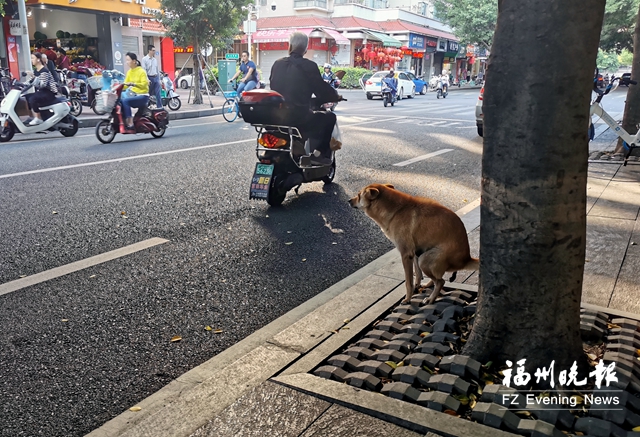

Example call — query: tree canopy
[597,49,621,71]
[599,0,640,53]
[432,0,498,49]
[159,0,248,50]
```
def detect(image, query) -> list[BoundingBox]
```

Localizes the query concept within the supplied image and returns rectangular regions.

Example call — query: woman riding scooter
[121,52,149,131]
[25,51,59,126]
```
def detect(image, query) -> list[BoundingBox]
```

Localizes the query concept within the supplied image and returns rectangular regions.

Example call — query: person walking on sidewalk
[142,45,163,109]
[229,51,257,95]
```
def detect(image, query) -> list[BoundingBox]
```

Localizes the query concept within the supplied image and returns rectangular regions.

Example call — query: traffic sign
[225,53,239,60]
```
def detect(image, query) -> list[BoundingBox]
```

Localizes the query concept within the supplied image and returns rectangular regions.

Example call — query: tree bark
[462,0,605,381]
[193,35,203,105]
[615,3,640,154]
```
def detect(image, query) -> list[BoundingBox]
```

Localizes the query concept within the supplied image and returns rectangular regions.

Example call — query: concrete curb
[77,107,223,129]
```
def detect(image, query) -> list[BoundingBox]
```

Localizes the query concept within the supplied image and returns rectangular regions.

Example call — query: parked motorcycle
[436,76,449,99]
[0,74,79,142]
[321,70,345,112]
[95,83,169,144]
[57,69,83,116]
[381,77,397,107]
[239,89,345,207]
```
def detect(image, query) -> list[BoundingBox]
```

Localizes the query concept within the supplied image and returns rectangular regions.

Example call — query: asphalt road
[0,86,623,436]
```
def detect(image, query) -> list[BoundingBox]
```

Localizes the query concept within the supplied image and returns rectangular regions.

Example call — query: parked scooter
[239,89,345,207]
[148,72,182,111]
[322,70,345,112]
[57,69,83,116]
[0,74,79,142]
[381,76,397,107]
[95,83,169,144]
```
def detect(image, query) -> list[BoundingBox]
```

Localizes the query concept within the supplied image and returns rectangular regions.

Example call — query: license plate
[249,163,274,201]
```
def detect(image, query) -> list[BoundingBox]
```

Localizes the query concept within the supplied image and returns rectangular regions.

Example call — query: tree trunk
[462,0,605,381]
[192,36,203,105]
[615,3,640,154]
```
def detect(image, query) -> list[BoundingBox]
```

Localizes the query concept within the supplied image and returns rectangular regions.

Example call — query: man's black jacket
[269,52,340,108]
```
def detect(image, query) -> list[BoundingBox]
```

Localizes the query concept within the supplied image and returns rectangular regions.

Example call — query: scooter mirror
[21,72,27,77]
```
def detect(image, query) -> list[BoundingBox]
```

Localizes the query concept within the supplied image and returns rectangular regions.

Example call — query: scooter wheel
[267,174,286,207]
[70,99,83,117]
[168,97,181,111]
[0,122,15,142]
[60,117,79,137]
[322,158,336,184]
[383,96,388,107]
[150,127,166,138]
[95,120,116,144]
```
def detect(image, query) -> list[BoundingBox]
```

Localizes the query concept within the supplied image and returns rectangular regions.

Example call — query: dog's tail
[449,257,479,283]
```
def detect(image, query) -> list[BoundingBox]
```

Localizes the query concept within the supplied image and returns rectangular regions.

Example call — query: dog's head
[349,184,395,209]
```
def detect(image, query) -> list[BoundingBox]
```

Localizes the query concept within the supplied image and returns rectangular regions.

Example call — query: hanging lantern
[362,47,370,56]
[385,47,394,55]
[355,55,362,62]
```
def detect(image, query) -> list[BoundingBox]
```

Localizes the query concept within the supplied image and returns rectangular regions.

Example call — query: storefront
[442,41,459,76]
[22,0,163,72]
[407,33,426,76]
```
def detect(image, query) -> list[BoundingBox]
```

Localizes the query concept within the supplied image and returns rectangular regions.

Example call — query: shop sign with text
[26,0,161,17]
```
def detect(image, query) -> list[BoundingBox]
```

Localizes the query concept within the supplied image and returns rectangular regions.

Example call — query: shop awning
[248,28,314,43]
[364,30,402,48]
[322,28,350,45]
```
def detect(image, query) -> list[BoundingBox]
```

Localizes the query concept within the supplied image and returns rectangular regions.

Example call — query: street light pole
[17,0,32,73]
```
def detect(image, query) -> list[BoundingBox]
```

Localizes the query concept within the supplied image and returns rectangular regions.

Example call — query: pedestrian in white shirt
[142,45,163,109]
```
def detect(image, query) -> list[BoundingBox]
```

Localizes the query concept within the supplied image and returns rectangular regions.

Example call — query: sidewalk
[87,110,639,437]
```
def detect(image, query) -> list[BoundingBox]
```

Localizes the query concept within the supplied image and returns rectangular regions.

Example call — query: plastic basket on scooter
[87,75,104,90]
[94,91,118,113]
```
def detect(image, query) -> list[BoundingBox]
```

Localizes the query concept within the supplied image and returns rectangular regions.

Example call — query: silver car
[475,87,484,137]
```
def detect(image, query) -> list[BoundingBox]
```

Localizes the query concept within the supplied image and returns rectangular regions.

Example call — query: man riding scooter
[269,32,342,166]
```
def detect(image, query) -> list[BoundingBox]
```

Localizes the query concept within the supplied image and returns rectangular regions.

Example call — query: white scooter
[0,74,79,142]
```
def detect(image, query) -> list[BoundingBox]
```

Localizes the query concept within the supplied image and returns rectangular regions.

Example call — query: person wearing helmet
[322,64,333,81]
[383,69,398,99]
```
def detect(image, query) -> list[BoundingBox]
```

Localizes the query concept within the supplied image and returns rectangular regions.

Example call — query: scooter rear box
[239,90,305,126]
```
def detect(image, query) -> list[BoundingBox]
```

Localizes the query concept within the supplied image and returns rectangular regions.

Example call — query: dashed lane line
[0,237,169,297]
[393,149,454,167]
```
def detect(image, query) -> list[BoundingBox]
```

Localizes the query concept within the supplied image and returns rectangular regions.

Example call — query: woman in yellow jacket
[122,52,149,130]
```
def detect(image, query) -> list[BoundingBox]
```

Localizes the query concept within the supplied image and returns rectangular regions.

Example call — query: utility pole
[16,0,32,73]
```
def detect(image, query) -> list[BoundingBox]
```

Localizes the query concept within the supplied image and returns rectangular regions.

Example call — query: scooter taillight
[258,133,287,149]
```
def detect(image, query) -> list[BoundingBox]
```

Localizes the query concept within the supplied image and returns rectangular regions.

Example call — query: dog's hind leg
[401,254,416,304]
[413,257,423,292]
[416,251,447,304]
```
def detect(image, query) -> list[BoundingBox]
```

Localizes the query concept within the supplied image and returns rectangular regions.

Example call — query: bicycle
[222,84,240,122]
[589,75,639,166]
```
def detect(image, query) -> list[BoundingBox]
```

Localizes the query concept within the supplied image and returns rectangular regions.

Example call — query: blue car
[403,71,428,95]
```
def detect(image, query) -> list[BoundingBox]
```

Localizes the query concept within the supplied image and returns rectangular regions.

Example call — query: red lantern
[377,52,385,59]
[362,47,370,56]
[385,47,393,55]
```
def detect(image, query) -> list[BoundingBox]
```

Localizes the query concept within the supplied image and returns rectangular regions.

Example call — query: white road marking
[0,237,169,297]
[0,138,254,179]
[393,149,454,167]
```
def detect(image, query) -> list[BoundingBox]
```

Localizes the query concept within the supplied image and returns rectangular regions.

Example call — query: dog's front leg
[401,254,415,304]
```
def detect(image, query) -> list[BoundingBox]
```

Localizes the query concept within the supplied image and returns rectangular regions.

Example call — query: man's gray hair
[289,32,308,55]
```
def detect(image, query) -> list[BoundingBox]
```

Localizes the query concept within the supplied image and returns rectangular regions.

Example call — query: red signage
[308,38,329,51]
[401,48,413,56]
[173,46,194,53]
[412,52,424,59]
[259,41,288,51]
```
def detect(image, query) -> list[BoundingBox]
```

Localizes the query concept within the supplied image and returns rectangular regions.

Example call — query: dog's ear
[364,187,380,200]
[384,184,395,189]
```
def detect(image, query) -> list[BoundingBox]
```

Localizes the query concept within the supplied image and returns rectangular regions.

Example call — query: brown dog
[349,183,478,305]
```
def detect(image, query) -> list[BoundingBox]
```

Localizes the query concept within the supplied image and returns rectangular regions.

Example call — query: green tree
[463,0,605,380]
[600,0,639,53]
[433,0,498,49]
[159,0,249,103]
[597,49,620,72]
[619,49,634,66]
